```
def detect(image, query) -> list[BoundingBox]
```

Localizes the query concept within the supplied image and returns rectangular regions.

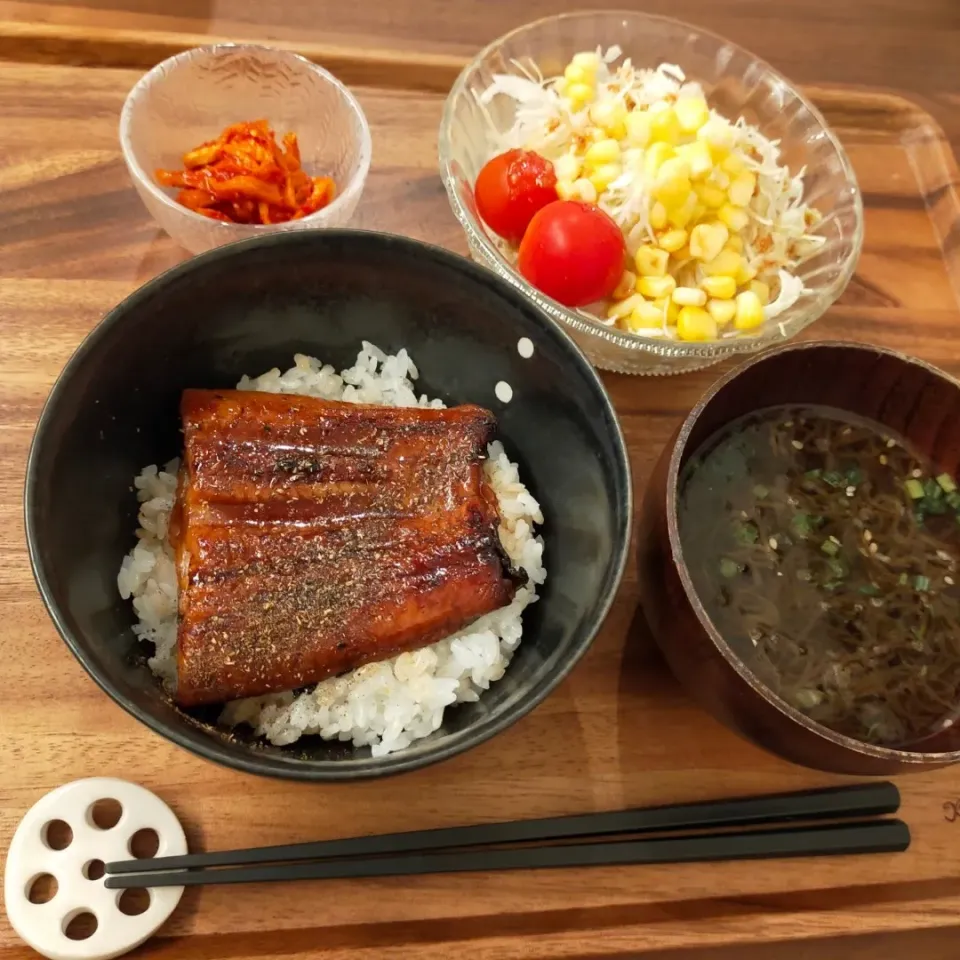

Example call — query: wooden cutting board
[1,58,960,959]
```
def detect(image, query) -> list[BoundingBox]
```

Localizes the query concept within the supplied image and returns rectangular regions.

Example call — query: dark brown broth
[678,404,960,747]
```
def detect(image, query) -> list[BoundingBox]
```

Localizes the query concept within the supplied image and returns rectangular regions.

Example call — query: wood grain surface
[1,57,960,960]
[0,0,958,155]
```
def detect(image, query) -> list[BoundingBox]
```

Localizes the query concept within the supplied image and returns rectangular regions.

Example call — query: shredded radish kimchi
[155,120,336,224]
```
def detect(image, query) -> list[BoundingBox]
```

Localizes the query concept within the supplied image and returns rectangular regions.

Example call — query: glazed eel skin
[170,389,520,707]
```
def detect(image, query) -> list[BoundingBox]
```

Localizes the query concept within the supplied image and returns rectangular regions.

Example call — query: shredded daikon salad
[477,47,827,342]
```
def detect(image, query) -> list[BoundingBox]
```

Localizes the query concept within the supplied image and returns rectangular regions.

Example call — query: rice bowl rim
[24,229,633,781]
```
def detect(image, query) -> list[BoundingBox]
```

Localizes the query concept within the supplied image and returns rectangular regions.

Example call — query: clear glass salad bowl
[120,44,372,254]
[438,11,863,376]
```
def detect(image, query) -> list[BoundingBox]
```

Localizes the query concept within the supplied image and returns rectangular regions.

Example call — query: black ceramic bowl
[26,230,631,780]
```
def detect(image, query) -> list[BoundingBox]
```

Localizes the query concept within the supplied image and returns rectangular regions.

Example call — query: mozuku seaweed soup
[679,405,960,747]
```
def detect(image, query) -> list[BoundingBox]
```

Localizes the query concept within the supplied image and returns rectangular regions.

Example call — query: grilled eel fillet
[170,389,519,707]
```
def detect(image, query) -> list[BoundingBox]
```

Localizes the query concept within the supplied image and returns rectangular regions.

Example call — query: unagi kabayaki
[170,389,520,707]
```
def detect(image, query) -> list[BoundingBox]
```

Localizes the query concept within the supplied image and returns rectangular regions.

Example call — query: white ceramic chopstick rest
[3,778,187,960]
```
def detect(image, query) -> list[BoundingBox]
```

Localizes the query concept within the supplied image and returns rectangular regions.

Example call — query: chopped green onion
[905,478,925,499]
[924,497,948,516]
[820,539,840,556]
[899,573,909,585]
[752,484,769,499]
[804,468,822,481]
[719,558,740,578]
[846,467,863,485]
[826,557,847,579]
[946,492,960,510]
[924,478,943,500]
[791,513,812,537]
[915,575,931,592]
[937,473,957,493]
[823,471,846,488]
[733,521,759,545]
[859,583,880,596]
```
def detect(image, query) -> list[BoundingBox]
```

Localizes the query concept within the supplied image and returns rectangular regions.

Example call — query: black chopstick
[104,819,909,889]
[105,781,899,877]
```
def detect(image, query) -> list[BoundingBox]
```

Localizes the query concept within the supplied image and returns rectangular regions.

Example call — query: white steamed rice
[116,342,545,757]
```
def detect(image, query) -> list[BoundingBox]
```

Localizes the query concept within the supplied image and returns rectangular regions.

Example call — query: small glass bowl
[120,44,372,254]
[439,11,863,375]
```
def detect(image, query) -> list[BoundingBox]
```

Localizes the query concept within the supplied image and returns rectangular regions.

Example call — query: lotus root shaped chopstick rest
[4,778,186,959]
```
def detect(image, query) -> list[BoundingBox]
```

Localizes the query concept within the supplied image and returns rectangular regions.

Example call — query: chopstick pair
[103,781,908,889]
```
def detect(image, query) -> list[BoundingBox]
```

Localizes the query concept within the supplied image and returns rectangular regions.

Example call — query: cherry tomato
[474,149,558,243]
[517,201,626,307]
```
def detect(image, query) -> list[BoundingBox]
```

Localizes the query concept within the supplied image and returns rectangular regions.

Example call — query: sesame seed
[879,454,888,465]
[864,530,873,542]
[937,550,952,562]
[946,576,955,585]
[768,537,778,550]
[869,542,878,554]
[912,468,923,478]
[791,440,803,450]
[846,485,856,497]
[886,438,896,448]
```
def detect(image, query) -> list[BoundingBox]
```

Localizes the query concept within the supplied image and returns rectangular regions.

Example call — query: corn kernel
[707,298,737,326]
[625,111,652,147]
[607,293,645,321]
[675,97,710,134]
[612,270,638,300]
[689,223,729,262]
[749,280,771,304]
[709,169,730,189]
[644,142,674,180]
[658,228,688,253]
[649,104,681,144]
[626,300,667,332]
[649,201,668,230]
[702,248,743,277]
[667,192,699,229]
[653,297,680,326]
[677,306,718,341]
[717,203,750,232]
[725,234,744,253]
[634,245,669,277]
[572,51,601,73]
[637,274,677,299]
[691,203,707,224]
[675,141,714,180]
[720,152,747,176]
[564,63,590,85]
[654,158,692,206]
[566,82,595,108]
[589,164,621,192]
[672,286,708,308]
[556,179,576,201]
[734,290,765,330]
[735,260,758,285]
[573,177,598,203]
[701,275,737,299]
[585,138,621,167]
[554,154,582,182]
[671,244,692,263]
[696,183,727,209]
[728,170,757,207]
[698,115,735,155]
[589,101,627,139]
